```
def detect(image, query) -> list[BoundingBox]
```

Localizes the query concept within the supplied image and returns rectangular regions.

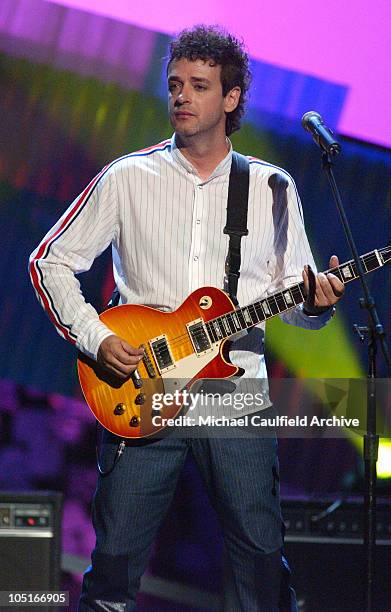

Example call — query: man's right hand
[97,335,144,379]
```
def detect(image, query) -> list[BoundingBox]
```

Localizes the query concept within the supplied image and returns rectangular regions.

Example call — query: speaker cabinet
[0,491,62,610]
[282,497,391,612]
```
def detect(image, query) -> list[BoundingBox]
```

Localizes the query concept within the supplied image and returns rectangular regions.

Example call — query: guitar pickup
[187,319,213,355]
[149,335,175,374]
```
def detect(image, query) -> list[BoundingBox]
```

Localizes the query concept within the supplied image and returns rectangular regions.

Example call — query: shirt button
[193,256,199,261]
[196,219,201,224]
[198,185,203,189]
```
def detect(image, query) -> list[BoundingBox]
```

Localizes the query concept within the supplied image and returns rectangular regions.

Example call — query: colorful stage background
[0,0,390,608]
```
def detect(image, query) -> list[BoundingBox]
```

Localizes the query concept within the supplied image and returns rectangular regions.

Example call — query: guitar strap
[223,151,250,306]
[107,287,120,308]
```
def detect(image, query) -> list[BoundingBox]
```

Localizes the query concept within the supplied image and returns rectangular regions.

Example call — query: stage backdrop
[0,2,390,607]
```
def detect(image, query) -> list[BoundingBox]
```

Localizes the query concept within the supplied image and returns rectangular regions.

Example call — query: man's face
[167,58,239,139]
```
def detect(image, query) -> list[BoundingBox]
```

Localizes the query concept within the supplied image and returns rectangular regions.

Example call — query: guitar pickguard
[160,341,221,396]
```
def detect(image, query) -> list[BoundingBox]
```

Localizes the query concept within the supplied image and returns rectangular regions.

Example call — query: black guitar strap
[223,151,250,306]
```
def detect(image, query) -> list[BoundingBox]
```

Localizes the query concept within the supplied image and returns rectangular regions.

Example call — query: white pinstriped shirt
[30,135,332,383]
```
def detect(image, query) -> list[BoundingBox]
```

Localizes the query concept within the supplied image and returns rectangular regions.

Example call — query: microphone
[301,111,341,156]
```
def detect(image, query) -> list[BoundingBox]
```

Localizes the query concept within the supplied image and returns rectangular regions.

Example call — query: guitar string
[149,284,303,350]
[145,251,390,351]
[139,250,390,353]
[153,253,381,349]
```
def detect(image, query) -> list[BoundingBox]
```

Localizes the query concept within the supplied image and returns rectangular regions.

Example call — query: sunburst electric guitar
[78,245,391,438]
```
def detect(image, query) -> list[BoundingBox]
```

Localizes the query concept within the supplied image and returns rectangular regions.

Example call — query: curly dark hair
[168,25,251,136]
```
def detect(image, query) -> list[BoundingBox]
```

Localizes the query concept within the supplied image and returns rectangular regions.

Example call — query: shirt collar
[170,133,233,182]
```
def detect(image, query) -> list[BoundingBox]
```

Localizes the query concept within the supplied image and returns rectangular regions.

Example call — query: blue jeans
[79,433,297,611]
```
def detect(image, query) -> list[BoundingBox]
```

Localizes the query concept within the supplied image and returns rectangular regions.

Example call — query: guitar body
[77,244,391,439]
[77,287,238,438]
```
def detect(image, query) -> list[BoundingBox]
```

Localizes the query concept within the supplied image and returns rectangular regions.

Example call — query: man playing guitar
[30,25,344,611]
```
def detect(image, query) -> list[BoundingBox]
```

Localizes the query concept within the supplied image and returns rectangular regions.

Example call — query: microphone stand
[320,149,391,612]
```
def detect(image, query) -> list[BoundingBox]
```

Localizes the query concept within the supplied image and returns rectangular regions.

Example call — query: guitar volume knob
[135,393,146,405]
[114,403,126,415]
[130,416,140,427]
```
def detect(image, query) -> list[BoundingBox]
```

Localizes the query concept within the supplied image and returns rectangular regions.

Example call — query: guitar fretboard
[204,246,391,344]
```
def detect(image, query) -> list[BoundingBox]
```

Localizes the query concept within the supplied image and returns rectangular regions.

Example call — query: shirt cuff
[297,304,336,327]
[279,303,335,330]
[76,320,115,361]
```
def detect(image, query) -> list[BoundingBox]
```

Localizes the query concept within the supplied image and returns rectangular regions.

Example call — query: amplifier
[0,491,62,610]
[281,497,391,611]
[282,496,391,544]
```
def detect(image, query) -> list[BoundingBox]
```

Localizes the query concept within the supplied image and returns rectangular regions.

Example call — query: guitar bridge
[149,335,175,374]
[141,344,157,378]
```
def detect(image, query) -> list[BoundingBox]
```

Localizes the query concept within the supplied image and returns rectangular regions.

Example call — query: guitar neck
[204,246,391,343]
